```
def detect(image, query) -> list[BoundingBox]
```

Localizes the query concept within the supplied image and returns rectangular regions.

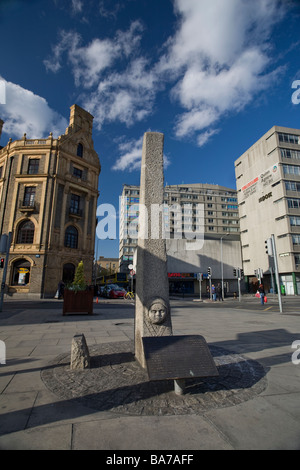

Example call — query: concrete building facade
[0,104,101,298]
[235,125,300,295]
[119,183,242,295]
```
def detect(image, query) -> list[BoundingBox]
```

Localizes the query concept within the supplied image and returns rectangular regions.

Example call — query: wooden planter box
[63,289,94,315]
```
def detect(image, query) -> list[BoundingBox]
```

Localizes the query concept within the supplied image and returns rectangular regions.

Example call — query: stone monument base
[41,340,267,416]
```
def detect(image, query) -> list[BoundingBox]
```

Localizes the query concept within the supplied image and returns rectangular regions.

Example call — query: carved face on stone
[147,298,168,325]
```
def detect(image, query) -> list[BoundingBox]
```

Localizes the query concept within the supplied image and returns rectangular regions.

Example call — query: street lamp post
[221,233,229,300]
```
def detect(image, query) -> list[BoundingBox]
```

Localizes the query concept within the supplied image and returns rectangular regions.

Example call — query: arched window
[11,259,31,286]
[62,263,75,284]
[64,226,78,249]
[17,220,35,244]
[77,143,83,158]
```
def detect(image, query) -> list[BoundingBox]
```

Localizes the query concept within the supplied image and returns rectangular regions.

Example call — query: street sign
[130,269,135,276]
[128,264,134,270]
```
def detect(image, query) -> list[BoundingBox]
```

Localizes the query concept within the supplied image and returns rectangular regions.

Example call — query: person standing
[217,283,223,301]
[211,284,216,301]
[258,283,265,305]
[206,285,210,298]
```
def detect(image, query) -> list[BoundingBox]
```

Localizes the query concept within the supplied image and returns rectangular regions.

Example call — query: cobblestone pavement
[41,340,267,416]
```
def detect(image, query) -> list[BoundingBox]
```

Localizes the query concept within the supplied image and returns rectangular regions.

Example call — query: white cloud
[0,77,67,139]
[112,136,171,172]
[160,0,287,146]
[71,0,83,14]
[44,21,156,131]
[175,108,220,138]
[42,0,290,158]
[112,137,143,172]
[197,129,220,148]
[82,57,158,130]
[44,21,144,88]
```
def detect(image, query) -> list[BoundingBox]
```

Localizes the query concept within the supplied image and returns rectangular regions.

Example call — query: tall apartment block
[235,126,300,295]
[119,183,242,294]
[0,104,101,298]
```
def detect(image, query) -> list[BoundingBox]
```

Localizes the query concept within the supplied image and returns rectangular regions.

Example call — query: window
[280,148,300,160]
[77,143,83,157]
[292,235,300,245]
[221,197,237,202]
[290,216,300,226]
[23,186,35,207]
[285,181,300,192]
[63,263,75,283]
[64,226,78,248]
[17,220,35,244]
[73,167,82,178]
[289,216,300,226]
[28,159,39,175]
[283,164,300,176]
[70,194,81,215]
[287,198,300,209]
[0,166,3,179]
[279,133,299,145]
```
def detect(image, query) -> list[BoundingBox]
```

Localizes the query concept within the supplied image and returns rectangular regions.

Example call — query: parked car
[98,286,106,296]
[109,287,127,299]
[103,284,118,298]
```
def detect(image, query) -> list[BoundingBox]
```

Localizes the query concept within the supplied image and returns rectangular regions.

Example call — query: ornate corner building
[0,105,101,298]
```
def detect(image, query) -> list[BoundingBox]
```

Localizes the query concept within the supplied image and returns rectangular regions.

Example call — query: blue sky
[0,0,300,259]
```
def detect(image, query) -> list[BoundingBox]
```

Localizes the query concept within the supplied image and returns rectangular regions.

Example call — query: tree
[71,260,86,291]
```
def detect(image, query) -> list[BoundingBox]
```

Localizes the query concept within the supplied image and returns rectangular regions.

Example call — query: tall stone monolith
[135,132,172,368]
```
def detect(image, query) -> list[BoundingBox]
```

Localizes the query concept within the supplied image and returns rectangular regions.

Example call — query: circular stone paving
[41,340,267,416]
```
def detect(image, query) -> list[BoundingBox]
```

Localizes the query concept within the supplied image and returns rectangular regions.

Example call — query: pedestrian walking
[57,280,65,299]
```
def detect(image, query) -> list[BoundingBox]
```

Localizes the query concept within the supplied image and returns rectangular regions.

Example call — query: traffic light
[233,268,237,277]
[207,267,211,277]
[0,258,4,268]
[265,238,273,256]
[240,269,244,279]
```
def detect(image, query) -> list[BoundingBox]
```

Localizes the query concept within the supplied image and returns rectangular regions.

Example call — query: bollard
[174,378,185,395]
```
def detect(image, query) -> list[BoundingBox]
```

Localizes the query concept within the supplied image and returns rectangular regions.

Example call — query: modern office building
[119,183,242,295]
[235,125,300,295]
[0,104,101,298]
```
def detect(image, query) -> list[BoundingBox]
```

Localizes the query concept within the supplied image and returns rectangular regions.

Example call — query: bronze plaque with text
[142,335,219,381]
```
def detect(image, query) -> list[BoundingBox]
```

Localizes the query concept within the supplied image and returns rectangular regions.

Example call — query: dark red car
[109,287,126,299]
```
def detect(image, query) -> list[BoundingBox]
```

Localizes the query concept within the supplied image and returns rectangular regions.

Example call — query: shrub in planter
[63,261,93,315]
